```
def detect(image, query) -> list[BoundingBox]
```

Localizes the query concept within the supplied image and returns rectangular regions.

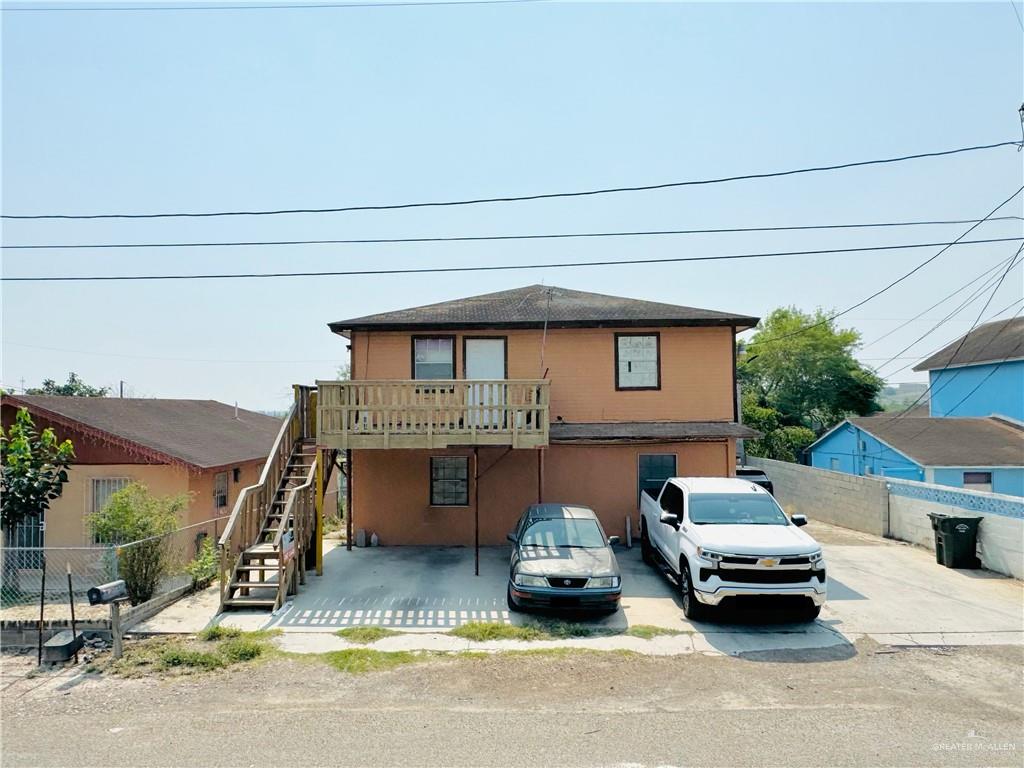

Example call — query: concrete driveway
[136,521,1023,652]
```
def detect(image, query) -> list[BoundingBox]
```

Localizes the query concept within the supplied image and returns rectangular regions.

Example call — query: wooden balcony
[316,379,550,450]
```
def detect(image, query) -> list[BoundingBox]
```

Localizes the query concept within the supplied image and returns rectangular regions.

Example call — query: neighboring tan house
[808,316,1024,497]
[1,396,281,548]
[316,285,760,546]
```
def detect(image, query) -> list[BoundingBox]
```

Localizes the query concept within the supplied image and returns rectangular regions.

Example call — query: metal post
[37,553,47,665]
[537,448,545,504]
[345,449,353,552]
[110,601,124,660]
[474,448,480,577]
[66,562,79,664]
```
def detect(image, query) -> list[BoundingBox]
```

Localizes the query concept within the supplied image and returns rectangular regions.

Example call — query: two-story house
[315,285,760,546]
[808,316,1024,497]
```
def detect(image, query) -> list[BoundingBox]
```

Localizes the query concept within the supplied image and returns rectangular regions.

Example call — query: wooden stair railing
[218,385,318,612]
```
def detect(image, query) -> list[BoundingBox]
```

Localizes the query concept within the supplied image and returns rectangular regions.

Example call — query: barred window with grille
[430,456,469,506]
[91,477,131,544]
[214,471,229,509]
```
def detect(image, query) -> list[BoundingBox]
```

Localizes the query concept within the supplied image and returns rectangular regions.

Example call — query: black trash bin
[927,512,982,569]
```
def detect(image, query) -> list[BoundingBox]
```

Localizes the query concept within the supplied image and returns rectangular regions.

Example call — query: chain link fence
[0,517,225,622]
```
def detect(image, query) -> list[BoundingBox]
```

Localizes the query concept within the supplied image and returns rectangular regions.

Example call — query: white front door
[465,338,506,428]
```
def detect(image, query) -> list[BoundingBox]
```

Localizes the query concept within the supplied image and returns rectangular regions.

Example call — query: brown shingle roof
[848,415,1024,467]
[329,285,758,333]
[913,317,1024,372]
[551,421,761,443]
[3,395,281,470]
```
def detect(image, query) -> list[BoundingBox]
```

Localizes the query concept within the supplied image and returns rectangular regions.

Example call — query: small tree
[88,483,187,605]
[1,408,74,600]
[1,407,74,534]
[27,373,109,397]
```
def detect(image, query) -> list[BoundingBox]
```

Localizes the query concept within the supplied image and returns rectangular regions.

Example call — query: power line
[3,236,1020,283]
[870,249,1024,373]
[1010,0,1024,32]
[859,252,1023,350]
[884,246,1024,420]
[742,186,1024,349]
[1,0,543,11]
[5,215,1022,252]
[879,296,1024,378]
[3,141,1019,221]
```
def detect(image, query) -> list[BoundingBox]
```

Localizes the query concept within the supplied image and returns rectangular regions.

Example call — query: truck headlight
[586,576,621,589]
[697,547,724,563]
[513,573,548,587]
[808,550,825,569]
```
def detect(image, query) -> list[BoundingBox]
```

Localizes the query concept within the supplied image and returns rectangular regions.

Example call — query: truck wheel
[679,562,709,622]
[801,601,821,621]
[640,522,655,566]
[506,585,523,613]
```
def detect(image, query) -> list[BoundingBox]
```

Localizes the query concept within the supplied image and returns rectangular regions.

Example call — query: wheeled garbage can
[927,512,982,569]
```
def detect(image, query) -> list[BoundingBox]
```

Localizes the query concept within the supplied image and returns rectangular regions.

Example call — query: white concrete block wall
[747,457,887,536]
[748,457,1024,580]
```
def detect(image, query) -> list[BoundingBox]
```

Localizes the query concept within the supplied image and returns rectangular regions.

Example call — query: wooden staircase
[218,386,322,612]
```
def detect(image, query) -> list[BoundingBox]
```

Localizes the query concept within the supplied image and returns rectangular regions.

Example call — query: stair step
[224,598,277,608]
[230,581,278,590]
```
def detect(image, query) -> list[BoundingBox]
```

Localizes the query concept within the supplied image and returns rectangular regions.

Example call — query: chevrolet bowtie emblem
[759,558,778,567]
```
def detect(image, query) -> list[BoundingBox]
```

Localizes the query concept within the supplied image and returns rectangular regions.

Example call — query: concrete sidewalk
[132,523,1024,654]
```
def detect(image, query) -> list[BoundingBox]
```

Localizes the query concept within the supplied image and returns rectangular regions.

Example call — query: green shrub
[158,646,224,671]
[88,483,188,605]
[219,636,265,663]
[186,536,218,591]
[197,624,242,641]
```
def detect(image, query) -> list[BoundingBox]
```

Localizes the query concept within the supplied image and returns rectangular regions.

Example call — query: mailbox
[87,580,128,606]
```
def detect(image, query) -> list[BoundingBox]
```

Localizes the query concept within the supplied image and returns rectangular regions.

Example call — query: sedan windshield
[520,518,607,548]
[688,493,789,526]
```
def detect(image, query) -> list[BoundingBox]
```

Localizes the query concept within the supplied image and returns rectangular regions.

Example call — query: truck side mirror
[659,512,679,527]
[791,514,808,527]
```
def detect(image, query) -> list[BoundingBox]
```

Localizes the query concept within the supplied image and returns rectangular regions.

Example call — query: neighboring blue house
[809,317,1024,497]
[809,416,1024,496]
[914,316,1024,420]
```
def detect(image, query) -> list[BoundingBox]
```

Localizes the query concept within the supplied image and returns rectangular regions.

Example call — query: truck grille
[721,555,812,565]
[715,568,817,584]
[546,577,588,589]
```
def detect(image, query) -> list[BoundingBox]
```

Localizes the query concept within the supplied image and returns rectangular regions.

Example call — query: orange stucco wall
[33,458,264,548]
[349,326,735,423]
[351,441,735,546]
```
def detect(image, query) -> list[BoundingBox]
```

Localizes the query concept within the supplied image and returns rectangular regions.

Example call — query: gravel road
[2,641,1021,767]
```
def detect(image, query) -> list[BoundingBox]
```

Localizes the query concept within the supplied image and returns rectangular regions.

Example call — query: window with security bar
[91,477,132,543]
[430,456,469,506]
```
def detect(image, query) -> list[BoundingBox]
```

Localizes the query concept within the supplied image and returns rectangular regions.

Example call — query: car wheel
[679,562,708,622]
[506,584,523,613]
[640,523,655,566]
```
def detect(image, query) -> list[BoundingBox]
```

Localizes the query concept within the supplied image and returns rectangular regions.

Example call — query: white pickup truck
[639,477,826,621]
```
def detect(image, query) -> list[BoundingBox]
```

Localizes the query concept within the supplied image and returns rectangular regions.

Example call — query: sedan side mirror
[659,512,679,527]
[506,532,518,543]
[791,514,808,527]
[607,535,621,547]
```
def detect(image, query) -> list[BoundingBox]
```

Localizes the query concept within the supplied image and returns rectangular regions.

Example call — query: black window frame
[429,456,470,507]
[614,332,662,391]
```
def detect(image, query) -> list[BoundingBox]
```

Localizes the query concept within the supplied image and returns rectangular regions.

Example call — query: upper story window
[413,336,455,380]
[615,333,660,390]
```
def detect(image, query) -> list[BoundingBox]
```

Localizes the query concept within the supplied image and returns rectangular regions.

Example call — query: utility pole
[119,380,125,398]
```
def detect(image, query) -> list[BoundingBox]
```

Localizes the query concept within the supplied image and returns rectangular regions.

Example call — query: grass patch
[449,621,547,642]
[158,645,225,671]
[197,625,242,641]
[335,627,402,644]
[322,648,420,674]
[623,625,684,640]
[219,636,266,663]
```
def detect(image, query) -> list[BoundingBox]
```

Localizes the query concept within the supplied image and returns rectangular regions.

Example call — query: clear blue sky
[2,1,1022,411]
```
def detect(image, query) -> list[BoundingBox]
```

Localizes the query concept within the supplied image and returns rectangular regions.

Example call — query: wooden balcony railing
[316,379,550,450]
